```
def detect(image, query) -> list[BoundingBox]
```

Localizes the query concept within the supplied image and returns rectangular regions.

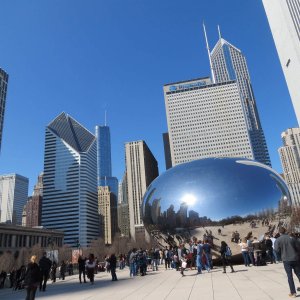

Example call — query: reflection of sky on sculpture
[142,158,290,222]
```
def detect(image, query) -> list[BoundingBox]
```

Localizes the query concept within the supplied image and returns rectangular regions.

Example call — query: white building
[0,174,29,225]
[164,78,256,165]
[279,128,300,206]
[42,112,99,247]
[125,141,158,240]
[164,29,270,167]
[262,0,300,126]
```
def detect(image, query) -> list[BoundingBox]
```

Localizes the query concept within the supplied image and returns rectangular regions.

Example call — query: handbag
[181,261,187,268]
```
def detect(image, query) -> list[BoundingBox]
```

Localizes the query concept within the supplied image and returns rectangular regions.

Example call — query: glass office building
[42,112,99,247]
[0,68,8,153]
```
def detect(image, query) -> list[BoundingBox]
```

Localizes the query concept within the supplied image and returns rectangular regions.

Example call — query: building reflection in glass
[142,158,291,235]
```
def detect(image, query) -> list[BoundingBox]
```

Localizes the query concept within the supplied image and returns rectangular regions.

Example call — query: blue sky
[0,0,297,192]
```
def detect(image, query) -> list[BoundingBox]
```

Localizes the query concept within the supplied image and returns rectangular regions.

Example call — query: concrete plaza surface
[1,263,299,300]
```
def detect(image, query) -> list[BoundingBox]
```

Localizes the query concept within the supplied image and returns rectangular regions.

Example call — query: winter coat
[24,263,41,288]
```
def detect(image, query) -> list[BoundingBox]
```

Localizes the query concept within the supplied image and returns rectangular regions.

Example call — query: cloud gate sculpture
[142,158,290,238]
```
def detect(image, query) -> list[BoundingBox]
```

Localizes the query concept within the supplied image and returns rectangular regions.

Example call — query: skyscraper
[279,128,300,206]
[24,173,43,227]
[42,112,99,247]
[262,0,300,126]
[0,68,8,153]
[125,141,158,240]
[118,173,130,237]
[0,174,29,225]
[98,186,118,244]
[95,125,118,200]
[164,28,271,167]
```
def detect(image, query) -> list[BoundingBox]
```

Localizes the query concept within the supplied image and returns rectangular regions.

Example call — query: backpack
[225,246,232,257]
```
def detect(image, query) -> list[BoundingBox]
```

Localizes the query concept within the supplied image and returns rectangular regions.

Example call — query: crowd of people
[0,225,299,299]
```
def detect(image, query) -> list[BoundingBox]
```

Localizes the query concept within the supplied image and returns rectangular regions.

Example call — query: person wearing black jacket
[38,252,52,292]
[109,253,118,281]
[24,255,41,300]
[220,241,235,273]
[78,255,87,283]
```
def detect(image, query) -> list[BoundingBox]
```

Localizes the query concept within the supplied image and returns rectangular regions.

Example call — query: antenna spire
[203,22,216,84]
[218,25,222,40]
[104,110,107,126]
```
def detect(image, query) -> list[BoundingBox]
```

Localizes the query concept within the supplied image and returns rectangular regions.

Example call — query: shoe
[297,288,300,292]
[223,271,226,273]
[288,294,297,298]
[231,270,235,273]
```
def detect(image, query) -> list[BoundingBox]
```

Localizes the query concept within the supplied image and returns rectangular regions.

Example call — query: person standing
[78,255,87,283]
[86,254,96,284]
[220,241,235,273]
[274,227,300,298]
[109,253,118,281]
[24,255,41,300]
[38,252,52,292]
[196,240,203,274]
[59,261,66,280]
[239,238,250,267]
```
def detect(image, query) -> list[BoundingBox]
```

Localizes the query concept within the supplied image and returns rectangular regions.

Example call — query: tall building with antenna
[95,114,118,242]
[163,25,271,167]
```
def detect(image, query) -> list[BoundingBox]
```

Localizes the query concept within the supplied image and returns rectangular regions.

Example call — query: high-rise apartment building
[0,174,29,225]
[125,141,158,240]
[0,68,8,153]
[24,173,43,227]
[279,128,300,206]
[164,31,270,167]
[42,112,99,247]
[98,186,118,244]
[263,0,300,125]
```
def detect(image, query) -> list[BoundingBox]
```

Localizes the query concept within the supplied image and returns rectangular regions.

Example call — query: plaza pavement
[1,263,299,300]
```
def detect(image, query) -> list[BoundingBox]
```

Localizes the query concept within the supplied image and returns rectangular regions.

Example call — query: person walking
[220,241,235,273]
[86,254,96,284]
[274,227,300,298]
[109,253,118,281]
[59,261,66,280]
[38,252,52,292]
[78,255,87,283]
[24,255,41,300]
[50,261,57,283]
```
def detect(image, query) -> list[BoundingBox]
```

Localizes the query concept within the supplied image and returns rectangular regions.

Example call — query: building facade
[263,0,300,126]
[164,32,270,167]
[95,125,118,203]
[164,78,257,166]
[117,173,130,237]
[210,35,270,166]
[0,223,63,255]
[23,173,43,227]
[98,186,118,244]
[279,128,300,206]
[0,68,8,153]
[42,112,99,247]
[0,174,29,225]
[125,141,158,240]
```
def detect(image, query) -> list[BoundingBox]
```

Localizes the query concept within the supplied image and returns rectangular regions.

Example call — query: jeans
[129,262,136,276]
[242,251,250,266]
[196,255,202,273]
[26,286,37,300]
[79,269,86,283]
[283,261,300,294]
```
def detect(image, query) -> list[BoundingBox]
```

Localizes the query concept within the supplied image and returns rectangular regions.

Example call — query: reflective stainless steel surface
[142,158,290,234]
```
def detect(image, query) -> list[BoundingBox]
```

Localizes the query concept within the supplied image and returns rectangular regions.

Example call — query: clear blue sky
[0,0,297,193]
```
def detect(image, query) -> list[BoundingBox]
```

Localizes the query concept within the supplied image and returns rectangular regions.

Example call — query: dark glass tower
[95,125,118,198]
[0,68,8,153]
